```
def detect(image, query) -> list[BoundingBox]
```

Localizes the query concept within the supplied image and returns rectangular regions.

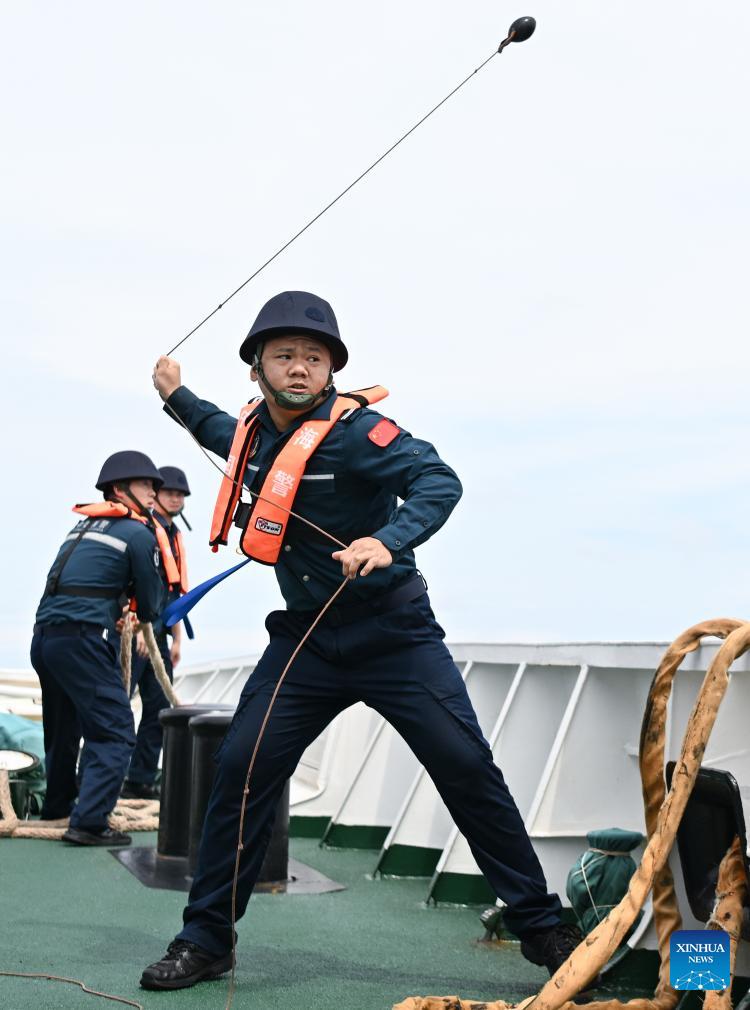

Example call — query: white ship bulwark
[4,638,750,961]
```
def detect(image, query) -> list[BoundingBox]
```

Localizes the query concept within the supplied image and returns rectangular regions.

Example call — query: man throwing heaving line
[142,290,579,990]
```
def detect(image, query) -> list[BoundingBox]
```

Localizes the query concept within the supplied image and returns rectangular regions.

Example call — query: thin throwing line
[162,399,347,549]
[0,972,143,1009]
[225,574,350,1010]
[166,49,499,357]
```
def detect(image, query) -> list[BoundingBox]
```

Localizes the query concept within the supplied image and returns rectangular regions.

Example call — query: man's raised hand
[152,356,182,401]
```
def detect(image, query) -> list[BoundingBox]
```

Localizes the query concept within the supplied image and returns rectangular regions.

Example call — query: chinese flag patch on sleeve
[367,418,400,447]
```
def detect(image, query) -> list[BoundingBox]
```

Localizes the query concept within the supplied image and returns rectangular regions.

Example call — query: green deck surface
[0,833,658,1010]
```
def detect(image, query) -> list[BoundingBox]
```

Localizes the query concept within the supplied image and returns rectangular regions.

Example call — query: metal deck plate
[112,846,346,894]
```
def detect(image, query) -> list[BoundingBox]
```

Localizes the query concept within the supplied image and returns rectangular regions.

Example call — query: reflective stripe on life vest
[210,386,388,565]
[73,502,182,590]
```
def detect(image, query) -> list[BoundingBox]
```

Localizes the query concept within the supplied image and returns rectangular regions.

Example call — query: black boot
[62,826,132,846]
[121,780,160,800]
[520,922,585,976]
[140,940,233,991]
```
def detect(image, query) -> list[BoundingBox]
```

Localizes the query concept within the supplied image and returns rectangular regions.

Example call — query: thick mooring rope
[141,622,180,707]
[394,618,750,1010]
[0,769,158,839]
[703,837,747,1010]
[120,615,180,708]
[120,615,134,696]
[0,769,67,838]
[0,627,164,1007]
[0,618,170,841]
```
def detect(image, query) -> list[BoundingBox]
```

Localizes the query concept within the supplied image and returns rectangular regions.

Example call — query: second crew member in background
[121,466,190,800]
[31,452,165,846]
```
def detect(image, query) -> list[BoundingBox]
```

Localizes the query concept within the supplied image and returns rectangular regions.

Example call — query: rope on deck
[0,619,166,838]
[0,626,172,1006]
[0,971,144,1009]
[0,771,159,838]
[394,618,750,1010]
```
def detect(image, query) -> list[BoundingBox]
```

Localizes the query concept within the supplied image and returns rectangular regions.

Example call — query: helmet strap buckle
[255,353,333,413]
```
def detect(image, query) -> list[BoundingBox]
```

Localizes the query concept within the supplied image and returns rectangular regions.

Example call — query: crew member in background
[31,451,165,846]
[141,290,581,990]
[121,465,191,800]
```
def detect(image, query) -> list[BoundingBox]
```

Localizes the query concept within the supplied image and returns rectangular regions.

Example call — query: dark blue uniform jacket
[35,514,165,631]
[165,385,462,610]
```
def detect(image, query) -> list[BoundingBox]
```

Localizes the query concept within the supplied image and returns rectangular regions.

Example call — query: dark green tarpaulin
[0,712,47,813]
[566,827,644,935]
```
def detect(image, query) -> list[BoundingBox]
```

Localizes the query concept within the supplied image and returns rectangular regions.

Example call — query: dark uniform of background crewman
[31,451,165,846]
[122,465,191,800]
[142,291,581,988]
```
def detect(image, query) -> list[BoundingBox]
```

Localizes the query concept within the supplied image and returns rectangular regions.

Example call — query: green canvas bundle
[566,827,644,934]
[0,712,47,815]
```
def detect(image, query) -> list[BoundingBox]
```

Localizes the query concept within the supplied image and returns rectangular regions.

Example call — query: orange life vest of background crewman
[74,502,184,590]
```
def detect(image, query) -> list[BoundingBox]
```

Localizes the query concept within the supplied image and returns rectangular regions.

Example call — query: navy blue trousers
[178,595,562,954]
[128,635,173,785]
[31,625,136,830]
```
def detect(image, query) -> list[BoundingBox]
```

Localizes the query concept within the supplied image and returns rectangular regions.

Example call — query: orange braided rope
[395,619,750,1010]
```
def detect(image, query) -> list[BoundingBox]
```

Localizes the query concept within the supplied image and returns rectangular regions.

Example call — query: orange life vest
[73,502,185,591]
[169,526,189,595]
[209,387,388,564]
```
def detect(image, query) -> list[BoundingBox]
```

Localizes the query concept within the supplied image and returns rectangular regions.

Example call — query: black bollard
[259,777,290,884]
[188,711,290,882]
[157,704,234,858]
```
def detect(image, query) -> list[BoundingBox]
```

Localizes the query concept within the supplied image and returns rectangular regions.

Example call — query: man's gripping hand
[135,630,149,659]
[152,356,182,401]
[332,537,393,579]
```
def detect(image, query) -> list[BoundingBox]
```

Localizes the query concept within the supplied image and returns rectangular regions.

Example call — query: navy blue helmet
[239,291,348,372]
[96,451,163,491]
[157,466,191,496]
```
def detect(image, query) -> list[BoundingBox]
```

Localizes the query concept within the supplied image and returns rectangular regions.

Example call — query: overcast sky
[2,1,749,669]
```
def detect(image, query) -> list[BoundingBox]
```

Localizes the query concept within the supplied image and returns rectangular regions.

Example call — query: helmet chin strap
[253,345,333,412]
[155,492,193,531]
[118,483,153,521]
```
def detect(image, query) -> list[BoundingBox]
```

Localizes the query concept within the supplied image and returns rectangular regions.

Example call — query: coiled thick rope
[394,618,750,1010]
[0,769,158,839]
[0,621,168,840]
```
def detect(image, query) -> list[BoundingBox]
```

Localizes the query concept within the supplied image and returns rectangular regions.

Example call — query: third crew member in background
[121,466,190,800]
